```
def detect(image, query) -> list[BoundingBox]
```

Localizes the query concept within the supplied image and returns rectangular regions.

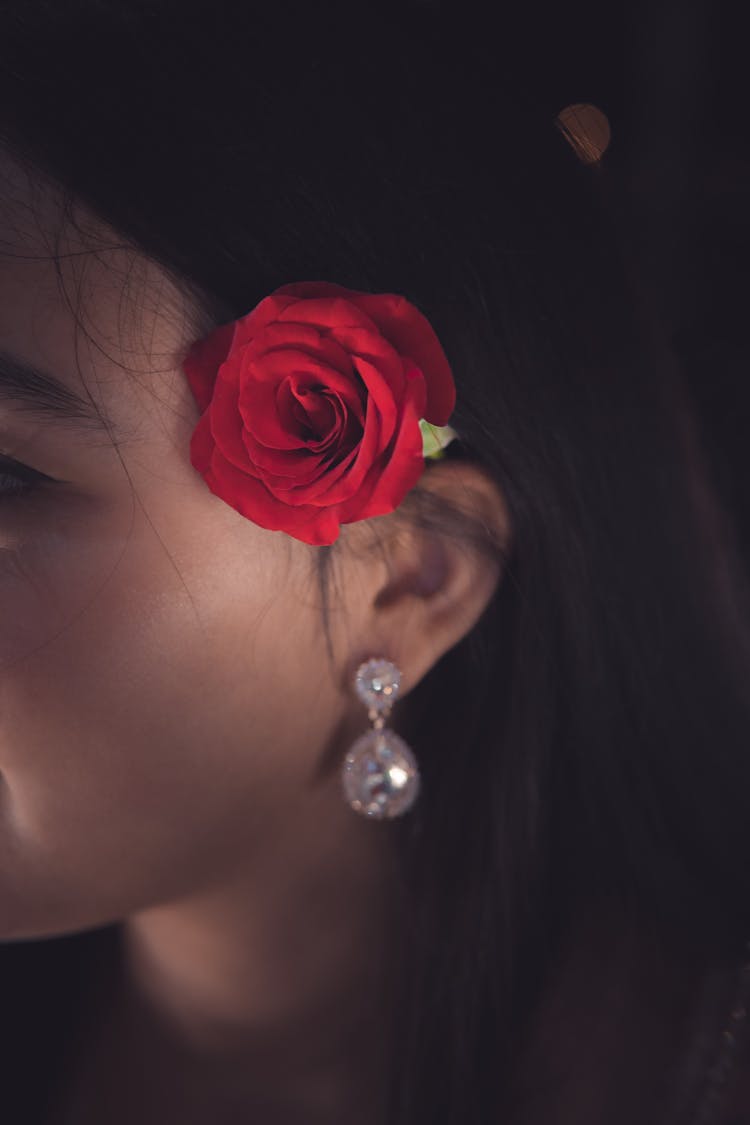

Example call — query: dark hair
[2,2,750,1122]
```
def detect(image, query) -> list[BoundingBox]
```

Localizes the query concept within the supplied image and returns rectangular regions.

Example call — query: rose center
[290,385,339,439]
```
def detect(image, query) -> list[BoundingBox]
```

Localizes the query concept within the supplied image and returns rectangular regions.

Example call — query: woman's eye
[0,456,48,499]
[0,471,35,497]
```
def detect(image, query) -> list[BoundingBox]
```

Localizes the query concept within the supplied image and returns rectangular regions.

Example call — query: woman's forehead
[0,150,199,426]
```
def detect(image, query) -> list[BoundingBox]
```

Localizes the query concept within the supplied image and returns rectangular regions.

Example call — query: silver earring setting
[341,657,420,819]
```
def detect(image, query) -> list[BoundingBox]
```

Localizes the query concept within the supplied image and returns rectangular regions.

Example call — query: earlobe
[362,461,511,696]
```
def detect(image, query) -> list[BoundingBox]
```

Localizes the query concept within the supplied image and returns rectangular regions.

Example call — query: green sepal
[420,418,459,460]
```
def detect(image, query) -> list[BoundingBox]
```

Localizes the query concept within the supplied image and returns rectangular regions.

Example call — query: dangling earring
[341,657,421,819]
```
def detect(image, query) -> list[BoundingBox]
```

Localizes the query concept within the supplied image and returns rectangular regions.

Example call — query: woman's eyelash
[0,455,47,498]
[0,472,35,497]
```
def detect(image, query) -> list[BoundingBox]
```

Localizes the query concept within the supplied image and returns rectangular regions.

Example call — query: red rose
[183,281,456,546]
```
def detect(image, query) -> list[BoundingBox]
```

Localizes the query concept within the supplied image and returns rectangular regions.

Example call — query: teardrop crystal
[341,727,420,819]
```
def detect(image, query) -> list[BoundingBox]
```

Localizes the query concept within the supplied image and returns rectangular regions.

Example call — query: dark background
[442,0,748,555]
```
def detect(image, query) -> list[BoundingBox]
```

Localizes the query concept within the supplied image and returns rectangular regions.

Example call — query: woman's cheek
[0,490,160,784]
[0,501,122,669]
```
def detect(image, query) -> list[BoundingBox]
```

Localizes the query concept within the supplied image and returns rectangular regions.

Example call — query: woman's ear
[342,459,512,696]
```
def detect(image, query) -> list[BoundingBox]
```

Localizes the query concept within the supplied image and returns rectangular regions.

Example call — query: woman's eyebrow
[0,348,118,437]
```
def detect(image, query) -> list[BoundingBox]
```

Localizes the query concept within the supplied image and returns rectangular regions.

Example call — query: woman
[0,2,749,1123]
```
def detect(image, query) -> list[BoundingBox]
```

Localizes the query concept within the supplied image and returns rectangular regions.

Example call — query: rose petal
[205,367,261,472]
[289,385,337,435]
[206,447,343,545]
[275,294,382,335]
[239,350,364,432]
[330,326,407,399]
[237,449,329,489]
[182,320,237,412]
[228,293,306,351]
[333,368,426,523]
[241,391,357,483]
[339,291,456,424]
[244,321,354,377]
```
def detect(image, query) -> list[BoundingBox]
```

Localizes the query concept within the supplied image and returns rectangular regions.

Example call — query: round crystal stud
[341,728,420,819]
[354,658,401,714]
